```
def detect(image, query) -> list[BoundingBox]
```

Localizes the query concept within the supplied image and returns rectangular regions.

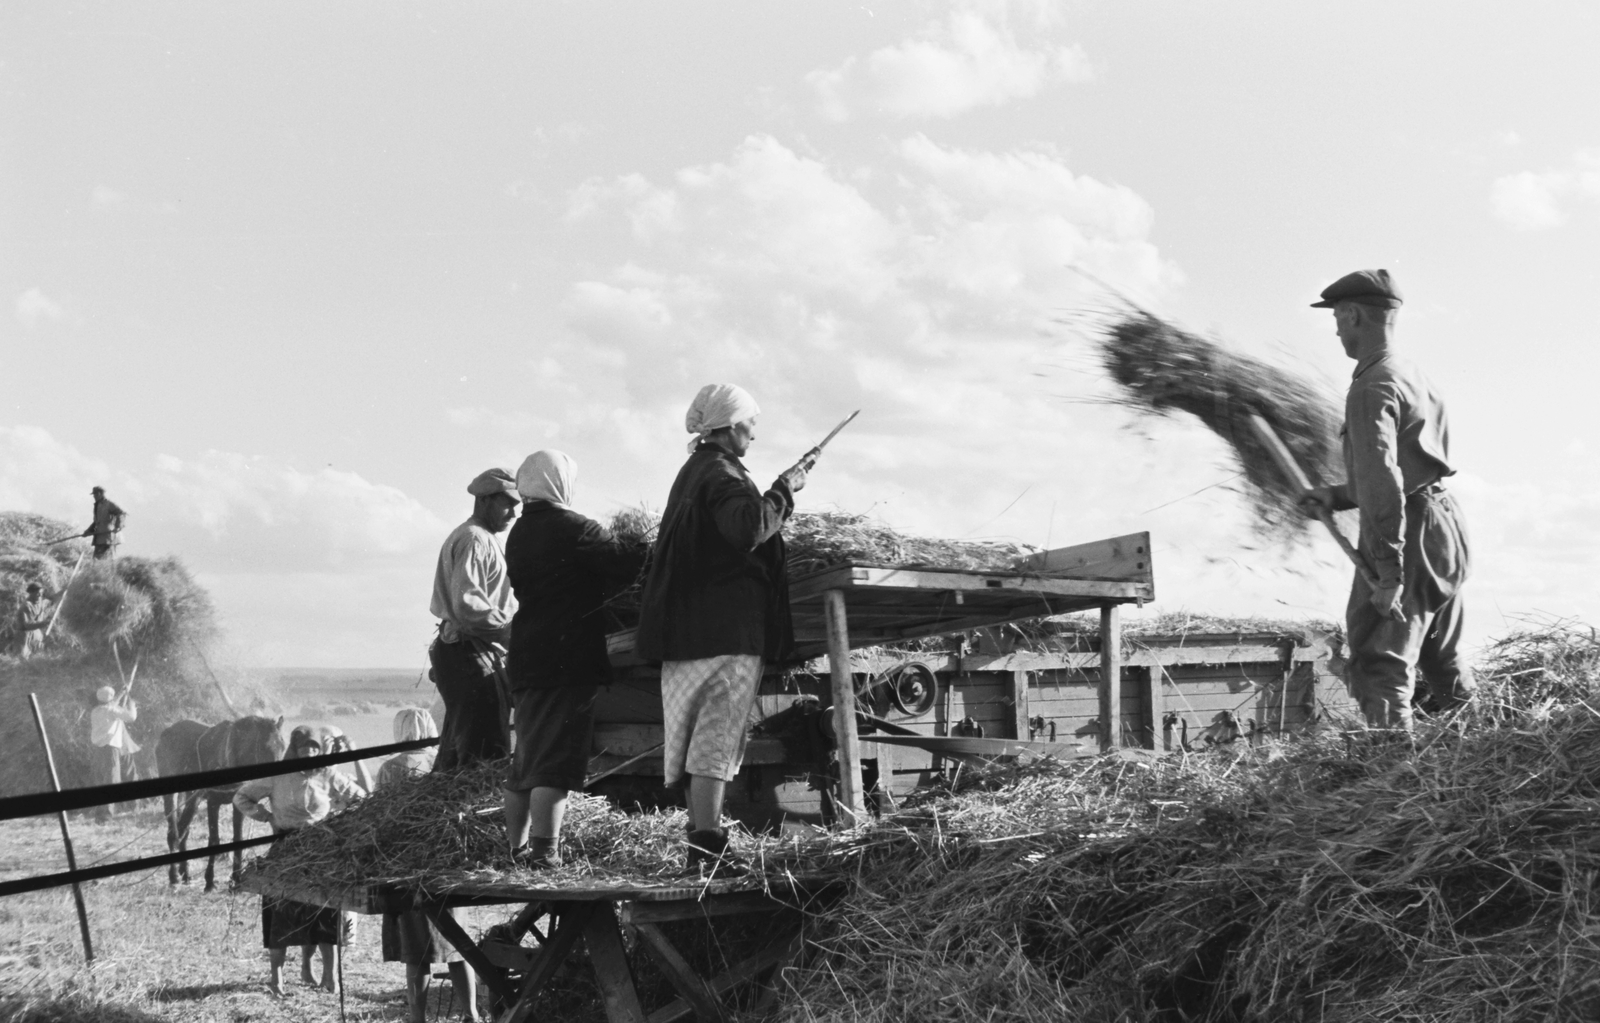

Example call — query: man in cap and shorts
[1299,269,1475,731]
[635,384,808,872]
[429,468,520,770]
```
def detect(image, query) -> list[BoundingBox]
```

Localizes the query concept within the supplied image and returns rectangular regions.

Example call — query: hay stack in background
[1096,311,1343,542]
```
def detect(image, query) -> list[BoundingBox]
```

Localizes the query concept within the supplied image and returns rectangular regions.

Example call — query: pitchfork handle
[1246,414,1379,589]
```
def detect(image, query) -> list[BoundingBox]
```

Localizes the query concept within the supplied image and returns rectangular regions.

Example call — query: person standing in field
[81,485,126,560]
[429,468,520,771]
[88,684,138,823]
[11,581,51,659]
[235,730,365,997]
[1299,269,1475,731]
[377,708,480,1023]
[502,450,646,867]
[635,384,807,873]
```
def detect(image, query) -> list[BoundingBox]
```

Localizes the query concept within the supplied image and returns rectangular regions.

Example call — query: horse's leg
[231,800,245,887]
[175,791,201,884]
[204,794,221,893]
[163,793,178,886]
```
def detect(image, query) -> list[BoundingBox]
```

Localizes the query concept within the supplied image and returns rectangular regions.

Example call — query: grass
[0,810,497,1022]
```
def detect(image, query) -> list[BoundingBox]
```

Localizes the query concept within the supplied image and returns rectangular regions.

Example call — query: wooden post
[1143,667,1163,750]
[27,693,94,964]
[824,589,865,824]
[1098,605,1122,751]
[1011,670,1031,740]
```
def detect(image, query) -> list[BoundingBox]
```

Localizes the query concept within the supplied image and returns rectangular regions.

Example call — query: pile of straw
[1096,311,1344,542]
[763,626,1600,1023]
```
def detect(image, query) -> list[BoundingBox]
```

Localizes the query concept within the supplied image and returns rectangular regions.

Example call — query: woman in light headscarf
[502,450,646,868]
[634,384,809,874]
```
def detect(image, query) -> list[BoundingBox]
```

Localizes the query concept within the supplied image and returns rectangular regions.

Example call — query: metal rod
[27,693,95,964]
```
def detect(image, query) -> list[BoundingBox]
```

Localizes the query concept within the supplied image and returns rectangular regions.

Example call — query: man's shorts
[505,686,598,793]
[660,654,763,787]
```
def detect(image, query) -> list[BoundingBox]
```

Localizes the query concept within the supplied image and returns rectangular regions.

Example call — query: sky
[2,1,1597,667]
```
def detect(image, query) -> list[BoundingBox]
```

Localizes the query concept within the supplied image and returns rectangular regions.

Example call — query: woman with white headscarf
[634,384,808,874]
[502,450,646,868]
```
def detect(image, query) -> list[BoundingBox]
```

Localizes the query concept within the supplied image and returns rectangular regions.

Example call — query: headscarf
[515,450,577,508]
[393,707,439,743]
[684,383,760,453]
[466,467,519,497]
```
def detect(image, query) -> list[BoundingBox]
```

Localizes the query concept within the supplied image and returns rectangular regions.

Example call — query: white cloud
[91,184,125,206]
[808,0,1091,121]
[15,288,67,328]
[1491,149,1600,230]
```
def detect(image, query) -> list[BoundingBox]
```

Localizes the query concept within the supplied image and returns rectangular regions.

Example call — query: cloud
[1491,149,1600,230]
[91,184,126,206]
[808,0,1091,121]
[0,426,447,574]
[15,288,67,328]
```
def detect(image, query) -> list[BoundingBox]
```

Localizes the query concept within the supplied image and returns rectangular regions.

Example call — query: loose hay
[1096,311,1344,543]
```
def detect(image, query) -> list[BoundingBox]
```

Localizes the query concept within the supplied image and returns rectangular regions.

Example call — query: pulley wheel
[888,662,939,717]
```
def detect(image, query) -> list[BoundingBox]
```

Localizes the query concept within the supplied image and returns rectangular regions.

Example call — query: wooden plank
[1016,531,1153,585]
[792,566,1151,602]
[620,891,786,924]
[962,644,1303,672]
[504,903,596,1023]
[825,589,866,824]
[1100,605,1122,751]
[1143,667,1162,751]
[420,899,521,1006]
[585,905,649,1023]
[646,931,802,1023]
[861,735,1088,758]
[634,922,729,1023]
[1011,670,1030,740]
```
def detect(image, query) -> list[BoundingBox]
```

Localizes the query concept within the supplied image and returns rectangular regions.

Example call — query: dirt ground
[0,809,495,1023]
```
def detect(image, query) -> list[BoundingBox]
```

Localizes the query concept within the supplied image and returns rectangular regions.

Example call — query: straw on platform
[1096,311,1344,543]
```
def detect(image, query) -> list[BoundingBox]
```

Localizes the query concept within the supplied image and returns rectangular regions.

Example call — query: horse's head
[233,715,287,765]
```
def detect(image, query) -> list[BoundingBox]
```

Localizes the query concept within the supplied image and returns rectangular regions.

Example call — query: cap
[96,686,116,703]
[26,581,41,592]
[1311,269,1402,309]
[91,486,105,494]
[467,467,518,498]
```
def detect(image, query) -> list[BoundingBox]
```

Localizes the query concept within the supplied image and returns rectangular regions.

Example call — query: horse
[156,715,286,890]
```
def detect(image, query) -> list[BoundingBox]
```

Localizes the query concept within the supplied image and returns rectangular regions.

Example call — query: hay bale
[60,567,153,647]
[1096,311,1343,542]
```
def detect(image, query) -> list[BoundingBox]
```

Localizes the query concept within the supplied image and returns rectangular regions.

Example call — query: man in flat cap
[1300,269,1475,731]
[429,468,520,770]
[81,486,126,560]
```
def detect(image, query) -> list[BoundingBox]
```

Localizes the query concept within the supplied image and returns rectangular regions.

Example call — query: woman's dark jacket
[504,502,645,691]
[634,444,794,663]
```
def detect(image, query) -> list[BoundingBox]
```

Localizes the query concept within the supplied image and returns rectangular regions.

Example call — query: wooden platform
[245,868,837,1023]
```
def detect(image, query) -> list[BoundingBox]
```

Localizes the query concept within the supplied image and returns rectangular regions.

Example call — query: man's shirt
[88,498,125,545]
[429,518,516,644]
[90,702,137,749]
[1337,351,1456,586]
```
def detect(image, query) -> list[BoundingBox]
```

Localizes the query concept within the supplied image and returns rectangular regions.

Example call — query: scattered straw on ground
[1095,311,1344,544]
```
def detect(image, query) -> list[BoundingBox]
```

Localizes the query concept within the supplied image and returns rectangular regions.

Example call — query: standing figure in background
[88,684,138,823]
[635,384,806,873]
[377,708,479,1023]
[235,730,365,997]
[12,581,51,659]
[1299,269,1475,731]
[502,450,646,867]
[81,485,126,560]
[429,468,520,771]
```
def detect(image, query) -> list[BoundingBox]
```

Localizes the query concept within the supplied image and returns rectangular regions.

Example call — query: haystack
[1096,311,1344,543]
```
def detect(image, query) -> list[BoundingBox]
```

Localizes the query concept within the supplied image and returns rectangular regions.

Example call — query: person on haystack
[1299,269,1475,732]
[88,684,139,822]
[81,485,126,560]
[11,580,51,659]
[501,449,646,868]
[234,729,365,997]
[635,383,809,874]
[429,467,520,771]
